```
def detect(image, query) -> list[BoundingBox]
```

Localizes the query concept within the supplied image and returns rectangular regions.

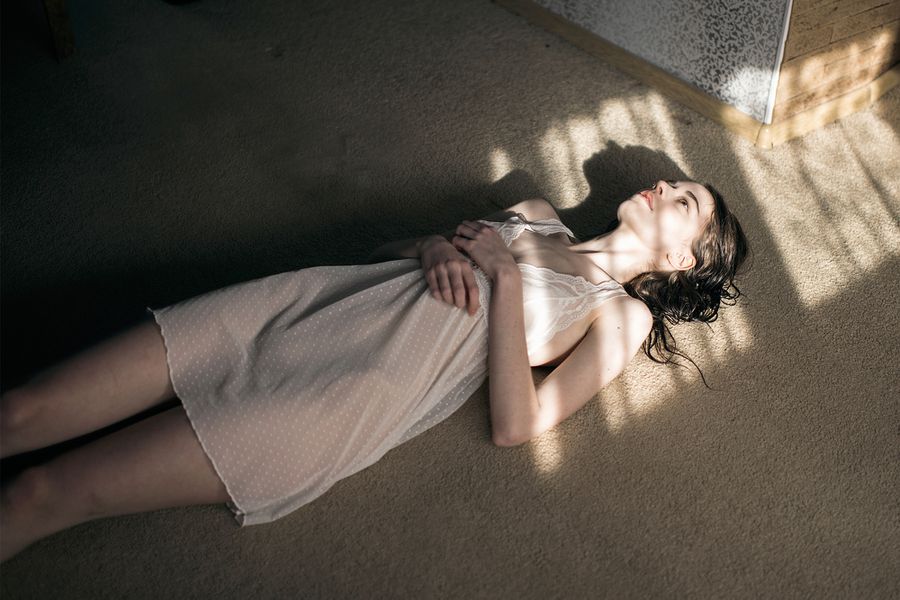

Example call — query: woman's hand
[419,236,482,316]
[450,220,517,283]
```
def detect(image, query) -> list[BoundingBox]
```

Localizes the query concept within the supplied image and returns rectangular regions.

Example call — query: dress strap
[477,213,577,246]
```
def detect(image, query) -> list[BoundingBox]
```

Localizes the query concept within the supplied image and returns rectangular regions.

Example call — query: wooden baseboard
[757,64,900,148]
[494,0,900,148]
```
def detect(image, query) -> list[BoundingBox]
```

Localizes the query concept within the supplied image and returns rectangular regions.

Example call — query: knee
[1,388,41,439]
[2,467,55,517]
[1,465,87,542]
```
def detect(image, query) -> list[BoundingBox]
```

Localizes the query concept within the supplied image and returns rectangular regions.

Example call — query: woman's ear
[666,247,696,271]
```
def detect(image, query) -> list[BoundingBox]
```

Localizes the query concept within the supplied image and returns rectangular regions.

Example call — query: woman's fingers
[446,262,467,309]
[460,267,480,316]
[424,262,480,315]
[424,229,481,315]
[424,269,441,301]
[445,262,480,315]
[456,221,478,236]
[437,268,454,305]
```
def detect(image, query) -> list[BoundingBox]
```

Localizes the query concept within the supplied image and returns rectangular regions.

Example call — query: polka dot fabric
[147,258,493,526]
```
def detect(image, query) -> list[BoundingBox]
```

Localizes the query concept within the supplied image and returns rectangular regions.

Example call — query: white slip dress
[147,213,629,526]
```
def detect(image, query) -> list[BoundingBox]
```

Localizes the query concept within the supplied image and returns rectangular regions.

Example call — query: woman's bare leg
[0,403,233,563]
[1,318,176,458]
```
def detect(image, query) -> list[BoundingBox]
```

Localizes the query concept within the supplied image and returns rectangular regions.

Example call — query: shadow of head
[566,142,690,239]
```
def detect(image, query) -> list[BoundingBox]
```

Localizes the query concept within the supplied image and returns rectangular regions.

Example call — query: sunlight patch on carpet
[729,114,900,309]
[536,92,691,208]
[540,125,582,207]
[529,425,564,473]
[490,147,513,182]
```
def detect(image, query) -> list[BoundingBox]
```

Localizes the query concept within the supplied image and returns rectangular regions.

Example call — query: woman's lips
[640,190,653,210]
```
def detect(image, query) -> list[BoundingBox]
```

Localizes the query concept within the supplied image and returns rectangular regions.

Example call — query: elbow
[492,415,539,447]
[492,428,528,447]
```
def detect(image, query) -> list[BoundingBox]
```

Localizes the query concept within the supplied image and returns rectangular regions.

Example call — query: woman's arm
[364,230,456,263]
[486,265,541,446]
[499,296,653,447]
[364,198,559,264]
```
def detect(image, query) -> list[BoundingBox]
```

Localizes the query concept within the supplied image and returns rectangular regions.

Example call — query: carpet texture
[1,0,898,598]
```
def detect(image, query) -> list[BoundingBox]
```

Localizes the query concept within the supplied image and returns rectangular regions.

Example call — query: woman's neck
[568,226,657,284]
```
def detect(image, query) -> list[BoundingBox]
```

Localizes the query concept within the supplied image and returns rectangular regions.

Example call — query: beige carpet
[2,0,898,597]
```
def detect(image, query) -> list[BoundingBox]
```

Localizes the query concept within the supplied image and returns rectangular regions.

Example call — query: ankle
[0,468,81,563]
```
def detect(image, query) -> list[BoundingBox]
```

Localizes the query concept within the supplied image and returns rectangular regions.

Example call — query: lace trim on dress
[478,213,578,247]
[516,263,627,349]
[476,213,630,351]
[476,213,622,291]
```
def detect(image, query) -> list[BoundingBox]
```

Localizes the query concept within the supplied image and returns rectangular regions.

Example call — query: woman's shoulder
[589,294,653,343]
[477,198,561,225]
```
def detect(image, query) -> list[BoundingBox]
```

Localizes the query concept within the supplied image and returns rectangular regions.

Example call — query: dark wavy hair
[600,182,750,389]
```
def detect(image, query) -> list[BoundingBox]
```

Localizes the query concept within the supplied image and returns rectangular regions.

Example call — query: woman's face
[618,180,717,271]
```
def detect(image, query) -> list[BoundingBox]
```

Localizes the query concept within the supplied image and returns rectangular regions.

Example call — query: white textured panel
[534,0,791,122]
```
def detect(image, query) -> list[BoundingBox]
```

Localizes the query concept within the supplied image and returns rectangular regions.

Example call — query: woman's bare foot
[1,404,233,564]
[0,469,80,564]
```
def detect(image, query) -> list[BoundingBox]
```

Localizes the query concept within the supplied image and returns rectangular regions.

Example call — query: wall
[532,0,792,123]
[775,0,900,120]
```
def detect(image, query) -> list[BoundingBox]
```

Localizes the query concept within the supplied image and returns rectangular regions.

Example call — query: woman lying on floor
[0,179,748,563]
